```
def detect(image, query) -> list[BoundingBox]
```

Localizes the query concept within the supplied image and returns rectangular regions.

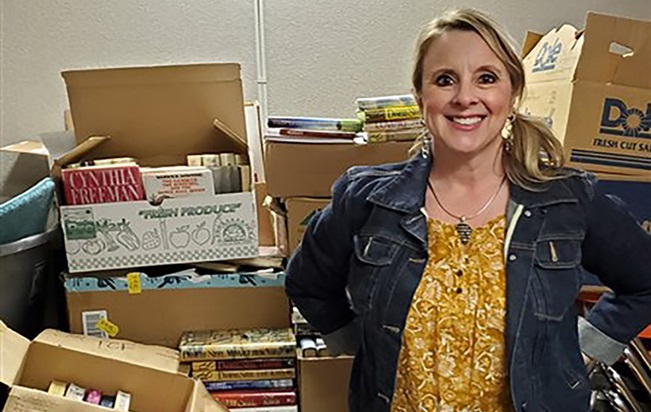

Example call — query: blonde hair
[410,9,567,189]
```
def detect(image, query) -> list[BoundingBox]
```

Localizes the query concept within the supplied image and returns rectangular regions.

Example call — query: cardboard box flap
[577,12,651,89]
[521,31,544,59]
[523,13,651,88]
[33,329,181,373]
[52,135,109,167]
[62,64,240,88]
[522,23,583,83]
[0,321,30,387]
[185,381,229,412]
[62,63,247,167]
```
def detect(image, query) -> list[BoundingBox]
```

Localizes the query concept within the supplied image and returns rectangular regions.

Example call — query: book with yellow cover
[192,367,296,382]
[179,328,296,361]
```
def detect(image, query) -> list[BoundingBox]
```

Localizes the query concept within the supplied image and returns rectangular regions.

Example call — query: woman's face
[418,30,513,158]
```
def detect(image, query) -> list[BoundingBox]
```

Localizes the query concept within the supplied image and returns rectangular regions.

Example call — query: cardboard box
[521,13,651,175]
[0,321,228,412]
[297,352,353,412]
[0,141,51,203]
[56,64,258,272]
[64,271,290,348]
[286,197,330,253]
[264,138,412,198]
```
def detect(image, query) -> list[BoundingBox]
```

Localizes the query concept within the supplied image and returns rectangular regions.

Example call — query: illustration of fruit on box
[60,192,259,273]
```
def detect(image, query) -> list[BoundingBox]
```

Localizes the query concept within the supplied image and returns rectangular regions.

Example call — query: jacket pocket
[348,235,400,314]
[532,238,581,321]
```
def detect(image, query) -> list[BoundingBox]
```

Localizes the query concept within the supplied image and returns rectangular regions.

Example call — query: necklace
[427,176,507,245]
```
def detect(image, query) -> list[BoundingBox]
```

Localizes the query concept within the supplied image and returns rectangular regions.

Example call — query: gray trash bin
[0,225,64,338]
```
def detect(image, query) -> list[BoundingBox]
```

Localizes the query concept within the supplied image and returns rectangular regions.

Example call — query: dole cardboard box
[0,321,228,412]
[520,13,651,175]
[264,136,412,198]
[64,270,290,348]
[285,197,330,253]
[57,64,258,273]
[297,351,353,412]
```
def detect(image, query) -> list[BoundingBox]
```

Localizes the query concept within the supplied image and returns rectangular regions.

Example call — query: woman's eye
[435,74,454,86]
[479,73,497,84]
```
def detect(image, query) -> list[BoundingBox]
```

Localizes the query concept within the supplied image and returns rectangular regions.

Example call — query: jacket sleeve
[285,170,362,355]
[578,182,651,365]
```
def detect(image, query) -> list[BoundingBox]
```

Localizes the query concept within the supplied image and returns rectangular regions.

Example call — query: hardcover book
[211,390,296,408]
[193,367,295,382]
[192,358,296,372]
[359,105,422,123]
[179,328,296,361]
[62,164,145,205]
[204,379,294,392]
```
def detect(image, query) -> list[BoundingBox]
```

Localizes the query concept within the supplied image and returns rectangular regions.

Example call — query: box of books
[64,270,290,348]
[0,321,228,412]
[54,64,258,273]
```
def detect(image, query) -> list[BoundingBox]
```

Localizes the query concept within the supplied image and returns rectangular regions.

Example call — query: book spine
[267,117,362,132]
[204,379,294,392]
[277,128,357,139]
[228,406,298,412]
[366,129,423,143]
[194,368,296,382]
[361,106,421,123]
[363,119,423,132]
[356,94,417,110]
[180,344,296,361]
[192,358,296,372]
[211,390,297,408]
[62,166,145,205]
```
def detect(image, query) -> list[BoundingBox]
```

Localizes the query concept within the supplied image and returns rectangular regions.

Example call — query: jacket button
[509,254,517,261]
[523,210,532,217]
[521,402,528,411]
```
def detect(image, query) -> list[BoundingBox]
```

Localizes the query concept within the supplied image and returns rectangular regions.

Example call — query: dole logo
[533,38,562,73]
[600,98,651,139]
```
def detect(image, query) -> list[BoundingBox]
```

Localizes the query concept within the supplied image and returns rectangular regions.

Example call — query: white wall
[1,0,650,146]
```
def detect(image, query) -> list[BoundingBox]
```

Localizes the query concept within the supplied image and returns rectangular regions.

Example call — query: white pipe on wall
[254,0,269,126]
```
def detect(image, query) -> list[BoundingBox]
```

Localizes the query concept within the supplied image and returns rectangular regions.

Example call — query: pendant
[455,219,473,245]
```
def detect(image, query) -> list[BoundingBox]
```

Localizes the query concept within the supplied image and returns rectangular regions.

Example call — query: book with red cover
[62,164,145,205]
[210,390,296,408]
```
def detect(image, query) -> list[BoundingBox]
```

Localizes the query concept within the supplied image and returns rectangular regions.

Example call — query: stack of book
[179,327,298,412]
[291,306,329,358]
[266,116,364,141]
[356,94,424,143]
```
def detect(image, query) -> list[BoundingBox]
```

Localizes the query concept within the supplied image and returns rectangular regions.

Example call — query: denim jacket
[285,154,651,412]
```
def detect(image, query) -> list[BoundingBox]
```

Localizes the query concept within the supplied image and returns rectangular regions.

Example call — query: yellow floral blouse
[390,215,511,412]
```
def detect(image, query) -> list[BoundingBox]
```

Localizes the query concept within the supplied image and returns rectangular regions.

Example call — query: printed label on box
[61,192,258,272]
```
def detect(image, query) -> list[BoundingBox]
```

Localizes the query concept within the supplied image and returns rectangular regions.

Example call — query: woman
[285,9,651,412]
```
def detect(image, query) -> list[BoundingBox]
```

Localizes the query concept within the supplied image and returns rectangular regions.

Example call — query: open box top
[0,321,227,412]
[522,12,651,88]
[61,63,248,167]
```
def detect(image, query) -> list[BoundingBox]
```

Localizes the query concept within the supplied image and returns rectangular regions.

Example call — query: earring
[501,114,515,152]
[420,130,432,158]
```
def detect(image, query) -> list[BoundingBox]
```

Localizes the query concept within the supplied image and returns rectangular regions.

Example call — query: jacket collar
[367,154,579,213]
[366,155,430,213]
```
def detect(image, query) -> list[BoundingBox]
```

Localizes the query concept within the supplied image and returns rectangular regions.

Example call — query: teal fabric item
[0,177,55,244]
